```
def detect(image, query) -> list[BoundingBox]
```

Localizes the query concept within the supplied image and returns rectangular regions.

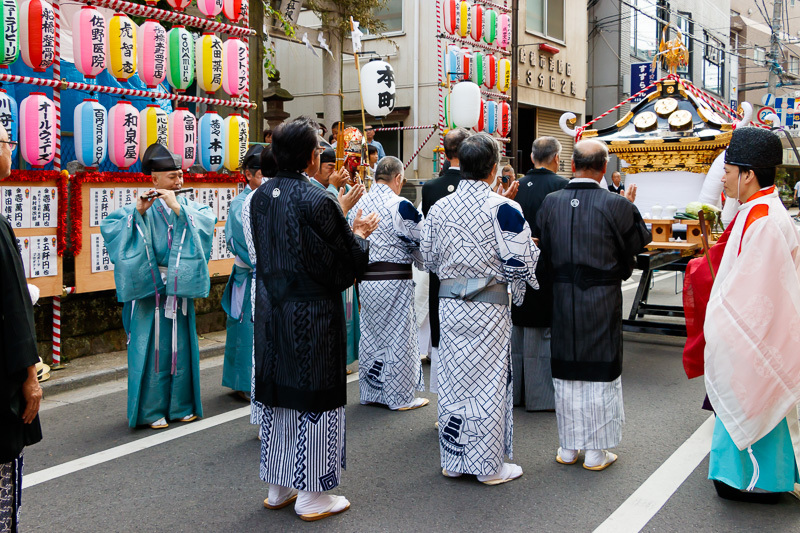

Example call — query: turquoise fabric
[221,187,254,392]
[101,198,215,427]
[309,179,360,364]
[709,416,800,492]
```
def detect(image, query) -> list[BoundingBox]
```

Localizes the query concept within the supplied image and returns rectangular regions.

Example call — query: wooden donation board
[75,180,242,294]
[1,181,63,297]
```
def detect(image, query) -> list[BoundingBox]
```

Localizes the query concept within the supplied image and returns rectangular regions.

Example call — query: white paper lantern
[361,60,396,119]
[168,107,197,171]
[450,81,481,129]
[74,98,107,168]
[108,100,139,169]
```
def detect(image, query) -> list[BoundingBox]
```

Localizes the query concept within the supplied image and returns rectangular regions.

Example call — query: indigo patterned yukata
[101,197,216,427]
[347,183,425,408]
[421,180,539,475]
[221,185,254,394]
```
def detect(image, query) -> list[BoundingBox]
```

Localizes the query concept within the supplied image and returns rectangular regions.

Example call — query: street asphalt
[19,272,800,532]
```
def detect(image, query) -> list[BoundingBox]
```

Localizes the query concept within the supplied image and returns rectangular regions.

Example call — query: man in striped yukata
[537,140,649,471]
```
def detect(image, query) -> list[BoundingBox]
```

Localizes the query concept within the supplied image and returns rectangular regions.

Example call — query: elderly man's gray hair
[531,136,562,164]
[375,156,404,182]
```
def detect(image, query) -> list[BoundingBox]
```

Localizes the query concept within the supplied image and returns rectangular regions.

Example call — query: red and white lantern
[197,0,223,19]
[166,0,191,13]
[19,92,55,167]
[108,100,140,169]
[222,0,242,23]
[137,20,167,89]
[497,101,511,137]
[442,0,458,35]
[473,99,486,133]
[72,6,105,78]
[20,0,54,72]
[469,4,483,42]
[461,48,472,84]
[168,107,197,171]
[483,54,496,90]
[222,37,248,98]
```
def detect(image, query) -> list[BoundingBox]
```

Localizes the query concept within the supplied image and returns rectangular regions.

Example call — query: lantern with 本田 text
[450,81,481,129]
[483,54,496,89]
[0,0,19,68]
[74,99,107,168]
[197,0,223,19]
[456,0,470,39]
[166,0,191,13]
[483,100,497,134]
[106,13,137,82]
[198,111,223,172]
[195,33,223,95]
[222,113,248,171]
[473,99,485,133]
[0,89,17,155]
[497,57,511,93]
[442,0,457,35]
[72,6,105,78]
[222,38,247,98]
[19,93,55,167]
[361,59,396,119]
[470,51,484,86]
[497,13,511,50]
[497,101,511,137]
[469,4,482,42]
[137,20,167,89]
[167,26,194,93]
[139,104,168,159]
[482,8,497,45]
[222,0,241,23]
[108,100,139,169]
[168,107,197,171]
[20,0,54,72]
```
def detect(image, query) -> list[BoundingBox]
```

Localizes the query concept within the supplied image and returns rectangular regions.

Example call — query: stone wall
[33,277,229,364]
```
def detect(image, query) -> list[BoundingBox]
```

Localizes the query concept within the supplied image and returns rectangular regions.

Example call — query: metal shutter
[536,108,575,178]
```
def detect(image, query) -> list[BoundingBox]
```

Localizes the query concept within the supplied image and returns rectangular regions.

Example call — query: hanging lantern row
[143,0,241,22]
[442,0,510,50]
[443,44,510,94]
[445,81,511,137]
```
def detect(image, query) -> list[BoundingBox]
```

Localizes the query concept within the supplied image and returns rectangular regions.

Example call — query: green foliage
[264,3,296,79]
[306,0,389,39]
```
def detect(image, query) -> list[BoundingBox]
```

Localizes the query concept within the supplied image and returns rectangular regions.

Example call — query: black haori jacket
[537,181,651,382]
[251,171,369,412]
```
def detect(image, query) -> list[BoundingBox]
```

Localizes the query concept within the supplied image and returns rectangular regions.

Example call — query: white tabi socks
[295,490,350,517]
[266,484,298,508]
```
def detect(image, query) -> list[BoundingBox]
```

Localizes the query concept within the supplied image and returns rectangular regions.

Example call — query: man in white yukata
[348,156,429,411]
[422,133,539,485]
[537,140,649,470]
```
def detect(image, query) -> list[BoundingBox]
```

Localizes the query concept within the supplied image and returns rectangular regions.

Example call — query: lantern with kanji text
[497,101,511,137]
[20,0,54,72]
[72,6,105,78]
[198,111,223,172]
[19,92,55,167]
[108,100,140,169]
[482,8,497,45]
[0,89,17,156]
[222,37,247,98]
[0,0,19,68]
[222,113,247,171]
[168,107,197,171]
[497,57,511,93]
[361,59,396,119]
[198,0,223,18]
[137,20,167,89]
[469,3,482,42]
[195,32,223,95]
[106,13,137,82]
[139,104,168,159]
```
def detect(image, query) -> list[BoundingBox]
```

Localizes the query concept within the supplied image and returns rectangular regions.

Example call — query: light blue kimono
[309,178,360,364]
[221,186,254,393]
[101,197,216,427]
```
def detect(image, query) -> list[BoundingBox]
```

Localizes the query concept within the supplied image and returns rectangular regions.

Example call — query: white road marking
[621,272,675,292]
[27,370,362,489]
[593,415,715,533]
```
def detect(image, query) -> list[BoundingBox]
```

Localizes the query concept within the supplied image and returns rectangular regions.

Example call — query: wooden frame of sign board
[75,181,240,293]
[1,180,64,297]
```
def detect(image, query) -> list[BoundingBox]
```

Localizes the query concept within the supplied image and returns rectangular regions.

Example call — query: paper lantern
[106,13,137,82]
[195,33,223,95]
[444,44,460,82]
[198,111,223,172]
[137,20,167,89]
[497,57,511,93]
[108,100,139,169]
[469,4,483,42]
[222,37,248,97]
[497,13,511,50]
[74,99,107,168]
[166,26,194,93]
[168,107,197,171]
[461,49,472,84]
[72,6,105,78]
[197,0,223,19]
[442,0,457,35]
[20,0,54,72]
[482,8,497,45]
[456,0,470,39]
[497,101,511,137]
[473,99,486,133]
[443,94,456,130]
[19,93,55,167]
[483,100,497,134]
[166,0,191,13]
[361,59,396,119]
[222,113,248,171]
[0,89,18,155]
[483,54,496,89]
[450,82,481,129]
[470,51,484,86]
[222,0,242,23]
[139,104,168,159]
[0,0,19,67]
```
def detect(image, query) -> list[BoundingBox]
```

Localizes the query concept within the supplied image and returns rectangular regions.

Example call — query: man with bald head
[537,139,649,471]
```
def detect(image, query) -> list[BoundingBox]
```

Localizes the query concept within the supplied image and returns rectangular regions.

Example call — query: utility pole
[768,0,783,94]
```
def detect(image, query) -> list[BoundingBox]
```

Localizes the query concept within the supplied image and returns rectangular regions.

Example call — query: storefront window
[703,32,724,95]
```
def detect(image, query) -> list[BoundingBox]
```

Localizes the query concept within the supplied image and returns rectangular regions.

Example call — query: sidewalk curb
[41,342,227,396]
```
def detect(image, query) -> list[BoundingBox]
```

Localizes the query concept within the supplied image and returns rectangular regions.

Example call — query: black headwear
[243,145,264,171]
[320,148,336,164]
[724,127,783,168]
[142,143,181,175]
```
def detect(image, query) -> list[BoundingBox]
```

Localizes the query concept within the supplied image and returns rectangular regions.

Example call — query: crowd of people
[3,118,799,527]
